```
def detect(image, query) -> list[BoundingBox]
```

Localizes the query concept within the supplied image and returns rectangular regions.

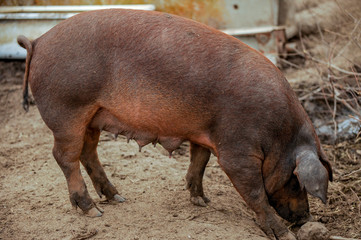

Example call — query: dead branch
[327,44,338,140]
[342,168,361,178]
[298,87,322,101]
[335,0,357,22]
[308,56,361,76]
[335,96,361,118]
[350,18,361,51]
[349,187,361,217]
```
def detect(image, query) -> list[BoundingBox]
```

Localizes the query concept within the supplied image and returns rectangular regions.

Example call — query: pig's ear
[319,147,333,182]
[293,150,329,204]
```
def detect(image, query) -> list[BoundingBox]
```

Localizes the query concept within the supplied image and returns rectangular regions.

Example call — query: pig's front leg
[186,143,211,207]
[218,152,296,240]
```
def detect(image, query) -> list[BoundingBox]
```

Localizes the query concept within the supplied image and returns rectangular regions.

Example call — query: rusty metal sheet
[0,0,279,29]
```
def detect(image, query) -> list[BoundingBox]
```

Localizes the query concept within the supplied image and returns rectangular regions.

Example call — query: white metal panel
[222,0,279,28]
[0,5,156,59]
[0,5,156,13]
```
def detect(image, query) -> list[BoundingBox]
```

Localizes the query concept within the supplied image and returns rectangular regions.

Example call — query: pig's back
[30,9,263,100]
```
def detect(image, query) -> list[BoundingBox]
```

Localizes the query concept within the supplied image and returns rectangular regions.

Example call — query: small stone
[297,222,330,240]
[319,216,329,223]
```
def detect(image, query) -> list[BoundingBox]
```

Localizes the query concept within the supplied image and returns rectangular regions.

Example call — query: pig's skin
[17,9,332,240]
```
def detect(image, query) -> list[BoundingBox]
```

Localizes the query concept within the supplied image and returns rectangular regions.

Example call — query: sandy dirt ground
[0,58,360,240]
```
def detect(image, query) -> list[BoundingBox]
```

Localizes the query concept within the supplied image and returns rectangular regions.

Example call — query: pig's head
[268,147,333,225]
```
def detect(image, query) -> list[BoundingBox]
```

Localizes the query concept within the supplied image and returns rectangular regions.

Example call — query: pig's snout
[272,197,311,225]
[269,175,311,225]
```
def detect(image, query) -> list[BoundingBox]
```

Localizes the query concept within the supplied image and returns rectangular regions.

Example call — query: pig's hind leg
[48,106,116,217]
[218,153,296,240]
[186,143,211,207]
[80,128,125,204]
[52,125,103,217]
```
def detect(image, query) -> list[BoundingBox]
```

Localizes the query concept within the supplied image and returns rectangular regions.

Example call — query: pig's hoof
[101,194,126,205]
[190,196,210,207]
[86,207,103,217]
[113,194,126,203]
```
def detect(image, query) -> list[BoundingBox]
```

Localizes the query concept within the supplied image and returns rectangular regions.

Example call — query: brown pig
[18,9,332,240]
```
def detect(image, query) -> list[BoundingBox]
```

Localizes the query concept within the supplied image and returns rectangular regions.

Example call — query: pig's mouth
[268,193,312,225]
[273,203,312,225]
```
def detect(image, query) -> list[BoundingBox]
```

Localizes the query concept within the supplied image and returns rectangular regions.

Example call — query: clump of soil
[297,222,330,240]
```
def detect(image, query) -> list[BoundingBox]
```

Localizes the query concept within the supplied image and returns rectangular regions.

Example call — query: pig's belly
[89,108,215,155]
